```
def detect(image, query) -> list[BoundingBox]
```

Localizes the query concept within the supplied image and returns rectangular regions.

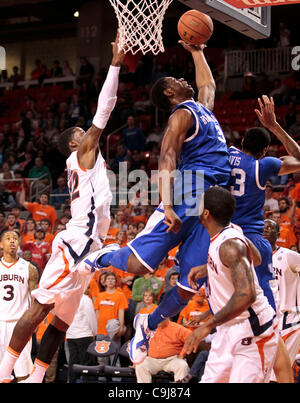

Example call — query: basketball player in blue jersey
[80,41,231,364]
[229,95,300,311]
[229,95,300,382]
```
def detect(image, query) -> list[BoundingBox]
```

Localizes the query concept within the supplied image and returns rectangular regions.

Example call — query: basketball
[177,10,214,45]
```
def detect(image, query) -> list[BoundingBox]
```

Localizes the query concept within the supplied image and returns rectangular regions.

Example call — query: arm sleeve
[259,157,282,185]
[92,65,120,129]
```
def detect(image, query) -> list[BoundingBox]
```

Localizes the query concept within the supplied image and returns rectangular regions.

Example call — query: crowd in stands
[0,26,300,381]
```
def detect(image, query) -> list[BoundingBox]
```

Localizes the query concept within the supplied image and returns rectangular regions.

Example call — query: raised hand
[254,95,277,130]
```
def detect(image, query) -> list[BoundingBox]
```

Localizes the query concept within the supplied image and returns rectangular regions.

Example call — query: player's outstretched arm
[179,41,215,111]
[78,32,125,167]
[255,95,300,175]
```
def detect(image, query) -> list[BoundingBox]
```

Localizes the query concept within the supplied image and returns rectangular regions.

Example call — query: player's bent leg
[78,245,149,276]
[10,299,53,354]
[0,299,53,382]
[148,286,193,331]
[21,315,68,383]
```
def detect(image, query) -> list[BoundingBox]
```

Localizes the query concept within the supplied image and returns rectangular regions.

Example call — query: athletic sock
[0,347,20,381]
[99,246,132,272]
[147,285,189,330]
[22,359,49,383]
[37,324,66,365]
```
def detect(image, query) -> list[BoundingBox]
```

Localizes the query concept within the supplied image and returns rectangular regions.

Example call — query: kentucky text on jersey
[171,100,231,215]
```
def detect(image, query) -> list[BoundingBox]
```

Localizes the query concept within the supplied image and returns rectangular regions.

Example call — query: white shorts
[201,317,279,383]
[32,228,102,326]
[280,312,300,364]
[0,321,33,378]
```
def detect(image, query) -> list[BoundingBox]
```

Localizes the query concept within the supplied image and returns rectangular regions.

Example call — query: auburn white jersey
[0,258,30,321]
[66,150,112,241]
[207,225,273,328]
[272,246,300,314]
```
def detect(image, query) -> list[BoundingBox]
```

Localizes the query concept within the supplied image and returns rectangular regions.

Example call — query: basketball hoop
[108,0,174,55]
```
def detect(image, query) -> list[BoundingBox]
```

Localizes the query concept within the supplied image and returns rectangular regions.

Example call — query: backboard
[177,0,271,39]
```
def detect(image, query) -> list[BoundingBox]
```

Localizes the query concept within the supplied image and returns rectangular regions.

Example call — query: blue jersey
[173,101,230,181]
[228,146,282,235]
[171,101,231,212]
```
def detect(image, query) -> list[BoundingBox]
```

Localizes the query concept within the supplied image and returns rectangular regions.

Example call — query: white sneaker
[0,375,14,383]
[128,314,154,364]
[77,243,120,275]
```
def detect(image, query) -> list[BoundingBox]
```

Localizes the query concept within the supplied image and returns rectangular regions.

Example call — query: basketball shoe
[77,243,120,274]
[129,313,154,364]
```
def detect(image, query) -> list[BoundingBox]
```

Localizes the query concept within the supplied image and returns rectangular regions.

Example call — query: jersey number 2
[230,168,246,197]
[69,171,80,201]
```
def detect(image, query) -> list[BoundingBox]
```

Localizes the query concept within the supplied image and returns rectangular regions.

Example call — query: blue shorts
[128,200,210,293]
[244,231,277,311]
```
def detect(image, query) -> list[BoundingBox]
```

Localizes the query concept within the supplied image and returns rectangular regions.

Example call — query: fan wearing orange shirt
[138,290,158,315]
[19,185,58,232]
[177,289,211,331]
[104,215,119,245]
[271,210,297,248]
[278,197,296,230]
[116,229,127,247]
[21,218,36,245]
[38,219,55,246]
[94,272,128,342]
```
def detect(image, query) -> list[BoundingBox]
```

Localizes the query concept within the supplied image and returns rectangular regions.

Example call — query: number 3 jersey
[170,101,231,210]
[66,150,112,242]
[228,146,282,235]
[0,258,30,321]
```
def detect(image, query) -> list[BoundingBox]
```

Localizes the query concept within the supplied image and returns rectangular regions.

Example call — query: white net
[108,0,173,55]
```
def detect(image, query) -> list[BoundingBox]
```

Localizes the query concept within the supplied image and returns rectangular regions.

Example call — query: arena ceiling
[0,0,87,42]
[0,0,298,46]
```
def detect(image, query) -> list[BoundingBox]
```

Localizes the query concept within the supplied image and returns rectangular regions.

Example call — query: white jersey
[272,246,300,314]
[0,258,30,321]
[66,150,112,241]
[207,225,274,331]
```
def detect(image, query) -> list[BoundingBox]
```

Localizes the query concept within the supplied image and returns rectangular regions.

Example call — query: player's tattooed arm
[184,239,256,355]
[28,263,40,300]
[213,239,256,327]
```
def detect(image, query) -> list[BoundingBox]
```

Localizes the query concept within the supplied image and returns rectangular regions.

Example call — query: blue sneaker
[129,314,154,364]
[77,243,120,274]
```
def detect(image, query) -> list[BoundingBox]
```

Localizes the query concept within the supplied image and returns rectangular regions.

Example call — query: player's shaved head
[203,187,236,227]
